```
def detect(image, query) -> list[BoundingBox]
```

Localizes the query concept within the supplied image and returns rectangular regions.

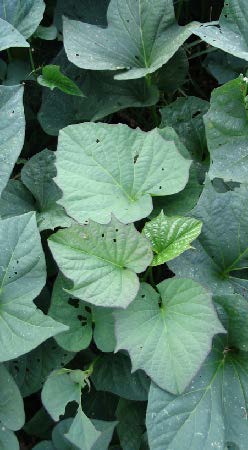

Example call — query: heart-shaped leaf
[48,217,152,308]
[63,0,198,80]
[0,364,25,431]
[55,122,191,224]
[115,278,224,394]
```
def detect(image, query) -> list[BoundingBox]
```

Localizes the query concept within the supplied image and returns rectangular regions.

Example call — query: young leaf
[146,337,248,450]
[0,213,68,362]
[48,217,152,308]
[41,371,82,421]
[91,353,150,401]
[143,211,202,266]
[38,51,159,136]
[63,0,198,80]
[205,77,248,183]
[169,182,248,296]
[195,0,248,62]
[56,123,191,224]
[38,65,84,97]
[0,85,25,196]
[115,279,224,394]
[0,364,25,431]
[65,408,100,450]
[21,149,71,231]
[0,0,45,39]
[49,274,92,352]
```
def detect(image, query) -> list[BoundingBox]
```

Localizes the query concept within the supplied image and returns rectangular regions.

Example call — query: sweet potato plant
[1,0,248,449]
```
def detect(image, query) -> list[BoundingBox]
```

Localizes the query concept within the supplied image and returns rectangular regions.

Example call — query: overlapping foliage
[1,0,248,449]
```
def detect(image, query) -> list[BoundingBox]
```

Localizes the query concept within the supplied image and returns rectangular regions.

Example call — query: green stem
[28,47,37,79]
[188,47,216,60]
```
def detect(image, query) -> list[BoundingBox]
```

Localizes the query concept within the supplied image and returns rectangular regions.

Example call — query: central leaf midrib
[54,241,124,269]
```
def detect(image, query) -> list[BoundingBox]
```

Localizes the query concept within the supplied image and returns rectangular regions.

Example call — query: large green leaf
[63,0,198,80]
[56,123,191,224]
[48,218,152,308]
[92,305,116,352]
[0,85,25,196]
[0,213,67,362]
[38,50,158,136]
[0,18,28,51]
[169,182,248,296]
[0,180,35,219]
[0,364,24,431]
[195,0,248,61]
[115,279,224,394]
[49,274,92,352]
[91,353,150,401]
[203,50,248,85]
[0,0,45,39]
[205,77,248,183]
[0,426,19,450]
[143,211,202,265]
[146,336,248,450]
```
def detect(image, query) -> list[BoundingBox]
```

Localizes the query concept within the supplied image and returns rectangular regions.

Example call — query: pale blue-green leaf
[0,18,29,51]
[0,180,35,219]
[205,77,248,182]
[35,25,57,40]
[38,51,158,136]
[143,211,202,265]
[65,409,100,450]
[49,274,92,352]
[0,85,25,196]
[0,364,24,430]
[169,182,248,296]
[203,50,248,84]
[91,353,150,401]
[0,0,45,39]
[8,339,74,397]
[92,420,117,450]
[63,0,198,80]
[33,442,56,450]
[42,371,81,421]
[0,426,19,450]
[48,217,152,308]
[92,306,116,352]
[56,123,191,224]
[115,279,224,394]
[195,0,248,62]
[2,60,33,85]
[146,337,248,450]
[0,213,68,362]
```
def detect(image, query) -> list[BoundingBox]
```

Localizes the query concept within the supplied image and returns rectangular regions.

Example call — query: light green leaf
[48,217,152,308]
[0,18,29,51]
[0,212,68,362]
[8,339,74,397]
[117,400,145,450]
[0,85,25,196]
[0,364,24,430]
[143,211,202,266]
[115,279,224,394]
[0,426,19,450]
[214,294,248,351]
[146,337,248,450]
[160,96,209,160]
[195,0,248,61]
[38,50,158,136]
[169,182,248,296]
[42,371,81,421]
[52,419,75,450]
[0,180,35,219]
[56,123,191,224]
[35,25,57,40]
[203,50,248,85]
[49,274,92,352]
[92,306,116,352]
[0,0,45,39]
[65,409,100,450]
[91,353,150,401]
[63,0,198,80]
[33,442,56,450]
[21,149,71,231]
[38,65,84,97]
[205,77,248,182]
